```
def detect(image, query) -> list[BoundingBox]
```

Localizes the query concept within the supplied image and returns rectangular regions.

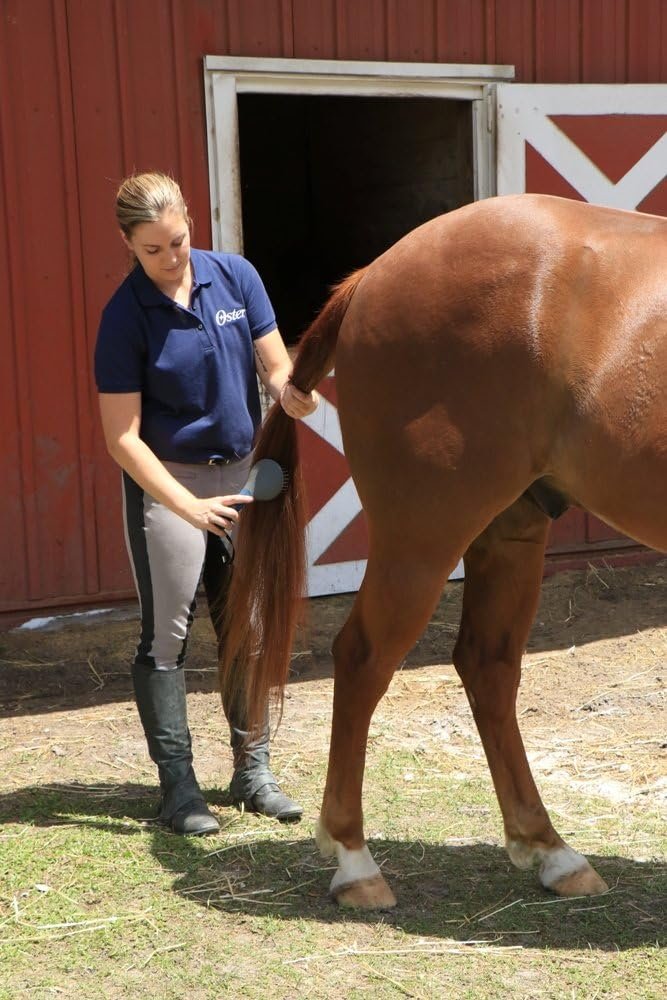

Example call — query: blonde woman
[95,173,317,835]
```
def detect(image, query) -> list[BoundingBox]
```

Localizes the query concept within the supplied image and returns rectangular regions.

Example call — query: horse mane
[219,268,367,731]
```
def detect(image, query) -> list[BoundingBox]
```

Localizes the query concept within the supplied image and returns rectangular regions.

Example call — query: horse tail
[220,267,366,730]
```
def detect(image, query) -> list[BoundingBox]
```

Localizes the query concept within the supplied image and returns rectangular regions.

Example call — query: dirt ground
[1,560,664,1000]
[1,559,665,808]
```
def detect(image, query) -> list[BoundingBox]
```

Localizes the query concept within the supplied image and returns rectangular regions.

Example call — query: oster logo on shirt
[216,307,247,326]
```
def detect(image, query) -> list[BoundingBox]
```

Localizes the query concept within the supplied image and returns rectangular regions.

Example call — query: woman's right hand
[98,394,256,536]
[182,494,254,536]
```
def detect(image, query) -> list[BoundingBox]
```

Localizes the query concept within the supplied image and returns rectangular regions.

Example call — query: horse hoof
[537,845,608,897]
[333,874,397,910]
[549,864,609,897]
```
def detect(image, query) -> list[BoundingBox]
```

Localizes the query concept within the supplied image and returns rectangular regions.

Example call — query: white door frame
[203,56,514,253]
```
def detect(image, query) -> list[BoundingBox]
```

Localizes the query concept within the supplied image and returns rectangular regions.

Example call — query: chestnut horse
[221,194,666,910]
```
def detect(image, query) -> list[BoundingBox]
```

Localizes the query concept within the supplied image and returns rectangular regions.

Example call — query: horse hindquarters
[453,496,608,896]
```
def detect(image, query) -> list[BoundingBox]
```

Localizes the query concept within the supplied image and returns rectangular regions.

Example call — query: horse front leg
[453,498,608,897]
[317,560,449,909]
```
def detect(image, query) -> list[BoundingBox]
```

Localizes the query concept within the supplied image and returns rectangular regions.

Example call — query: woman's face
[123,208,191,288]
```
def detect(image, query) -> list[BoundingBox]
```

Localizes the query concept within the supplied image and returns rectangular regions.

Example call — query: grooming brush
[233,459,289,509]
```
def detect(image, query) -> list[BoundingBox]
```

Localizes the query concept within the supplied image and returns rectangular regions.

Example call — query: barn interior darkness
[238,94,473,344]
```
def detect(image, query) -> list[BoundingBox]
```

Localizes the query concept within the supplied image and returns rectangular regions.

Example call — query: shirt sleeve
[233,257,277,339]
[94,300,145,393]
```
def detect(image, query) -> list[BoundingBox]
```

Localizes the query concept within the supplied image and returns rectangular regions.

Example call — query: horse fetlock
[506,837,544,870]
[330,843,381,891]
[323,841,393,909]
[314,817,336,858]
[507,839,607,895]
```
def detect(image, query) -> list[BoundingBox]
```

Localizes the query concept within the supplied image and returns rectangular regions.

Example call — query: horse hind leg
[453,496,608,897]
[316,553,457,910]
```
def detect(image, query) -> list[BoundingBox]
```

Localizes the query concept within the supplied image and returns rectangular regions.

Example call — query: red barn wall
[1,0,665,613]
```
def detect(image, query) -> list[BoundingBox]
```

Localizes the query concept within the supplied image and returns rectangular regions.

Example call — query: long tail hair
[219,268,366,730]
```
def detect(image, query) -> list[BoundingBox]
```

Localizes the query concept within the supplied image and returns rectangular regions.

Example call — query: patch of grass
[0,751,664,999]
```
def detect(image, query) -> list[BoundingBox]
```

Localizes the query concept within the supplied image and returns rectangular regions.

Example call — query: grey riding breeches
[121,456,253,671]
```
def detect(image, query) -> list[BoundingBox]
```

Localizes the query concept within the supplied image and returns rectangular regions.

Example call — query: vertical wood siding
[1,0,665,612]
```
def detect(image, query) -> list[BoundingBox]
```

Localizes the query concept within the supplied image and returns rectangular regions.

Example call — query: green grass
[0,746,664,1000]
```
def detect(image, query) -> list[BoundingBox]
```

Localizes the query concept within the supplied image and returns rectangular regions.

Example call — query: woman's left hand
[279,381,319,419]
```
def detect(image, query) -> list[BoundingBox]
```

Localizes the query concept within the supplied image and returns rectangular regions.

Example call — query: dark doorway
[238,94,474,344]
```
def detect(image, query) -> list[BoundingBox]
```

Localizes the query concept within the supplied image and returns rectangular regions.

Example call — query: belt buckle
[207,457,230,466]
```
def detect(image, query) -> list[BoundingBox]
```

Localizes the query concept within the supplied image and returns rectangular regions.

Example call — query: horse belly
[566,415,666,554]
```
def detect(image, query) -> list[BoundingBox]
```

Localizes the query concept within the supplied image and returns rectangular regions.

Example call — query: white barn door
[497,84,667,211]
[298,374,367,597]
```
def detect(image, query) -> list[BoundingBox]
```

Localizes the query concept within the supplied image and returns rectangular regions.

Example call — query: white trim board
[205,54,514,81]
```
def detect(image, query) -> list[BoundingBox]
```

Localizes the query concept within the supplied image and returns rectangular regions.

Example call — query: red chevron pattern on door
[497,85,667,212]
[298,374,464,596]
[297,375,368,596]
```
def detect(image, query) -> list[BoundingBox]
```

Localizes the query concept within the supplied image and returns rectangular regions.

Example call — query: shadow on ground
[1,781,664,952]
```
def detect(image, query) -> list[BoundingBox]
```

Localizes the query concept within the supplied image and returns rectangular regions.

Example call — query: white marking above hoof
[315,821,397,908]
[539,846,607,895]
[330,843,382,896]
[507,840,608,897]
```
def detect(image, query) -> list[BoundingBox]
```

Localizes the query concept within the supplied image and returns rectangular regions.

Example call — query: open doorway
[238,94,474,343]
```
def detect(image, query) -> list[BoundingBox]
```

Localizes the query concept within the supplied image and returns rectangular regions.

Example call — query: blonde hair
[115,172,192,237]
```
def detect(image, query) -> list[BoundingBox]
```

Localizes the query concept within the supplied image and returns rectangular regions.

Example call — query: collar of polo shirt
[131,248,215,307]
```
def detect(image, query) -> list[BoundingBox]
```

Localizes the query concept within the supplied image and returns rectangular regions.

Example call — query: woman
[94,172,318,835]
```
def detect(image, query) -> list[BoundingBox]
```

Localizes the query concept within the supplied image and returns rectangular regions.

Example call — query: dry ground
[0,559,665,998]
[1,559,665,799]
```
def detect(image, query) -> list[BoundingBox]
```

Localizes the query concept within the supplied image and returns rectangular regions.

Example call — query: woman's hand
[252,329,319,419]
[98,394,256,535]
[280,381,319,419]
[182,494,254,536]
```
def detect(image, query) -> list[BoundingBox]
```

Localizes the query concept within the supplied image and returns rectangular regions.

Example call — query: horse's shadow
[1,781,664,952]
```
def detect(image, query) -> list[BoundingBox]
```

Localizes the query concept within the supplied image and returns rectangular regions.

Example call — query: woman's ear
[120,229,132,250]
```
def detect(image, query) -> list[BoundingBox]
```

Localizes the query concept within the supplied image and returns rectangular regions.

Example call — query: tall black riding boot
[132,662,220,836]
[226,694,303,823]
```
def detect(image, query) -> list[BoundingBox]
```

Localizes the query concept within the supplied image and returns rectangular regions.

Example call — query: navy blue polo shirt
[94,249,276,462]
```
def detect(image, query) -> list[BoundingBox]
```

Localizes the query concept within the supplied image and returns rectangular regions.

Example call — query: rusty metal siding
[1,0,665,613]
[293,1,667,79]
